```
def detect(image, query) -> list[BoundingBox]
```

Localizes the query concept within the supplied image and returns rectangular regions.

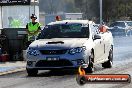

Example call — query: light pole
[34,0,35,14]
[99,0,102,24]
[85,0,88,19]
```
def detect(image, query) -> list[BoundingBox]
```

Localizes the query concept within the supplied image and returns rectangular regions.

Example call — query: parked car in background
[108,21,132,36]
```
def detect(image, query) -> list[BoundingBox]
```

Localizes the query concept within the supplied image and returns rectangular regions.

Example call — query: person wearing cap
[26,14,41,46]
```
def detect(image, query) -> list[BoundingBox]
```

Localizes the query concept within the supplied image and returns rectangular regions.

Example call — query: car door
[92,25,104,63]
[99,33,109,60]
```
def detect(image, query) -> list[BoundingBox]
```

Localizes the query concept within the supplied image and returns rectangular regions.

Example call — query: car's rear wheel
[102,46,113,68]
[26,68,38,76]
[85,51,94,73]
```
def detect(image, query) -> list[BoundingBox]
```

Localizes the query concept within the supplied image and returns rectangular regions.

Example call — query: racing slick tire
[102,46,113,68]
[26,68,38,76]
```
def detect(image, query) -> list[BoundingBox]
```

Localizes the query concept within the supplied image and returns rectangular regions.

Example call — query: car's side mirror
[93,34,101,40]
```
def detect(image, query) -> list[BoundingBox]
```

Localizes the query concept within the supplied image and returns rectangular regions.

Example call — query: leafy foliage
[39,0,132,21]
[39,0,78,14]
[103,0,132,21]
[75,0,132,22]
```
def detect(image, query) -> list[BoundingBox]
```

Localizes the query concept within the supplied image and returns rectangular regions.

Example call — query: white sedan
[26,20,114,76]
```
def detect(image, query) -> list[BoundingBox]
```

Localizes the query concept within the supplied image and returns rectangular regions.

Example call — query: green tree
[75,0,99,20]
[103,0,132,21]
[39,0,78,14]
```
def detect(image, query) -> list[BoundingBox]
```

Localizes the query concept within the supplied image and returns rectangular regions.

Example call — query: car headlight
[27,48,39,56]
[69,46,86,55]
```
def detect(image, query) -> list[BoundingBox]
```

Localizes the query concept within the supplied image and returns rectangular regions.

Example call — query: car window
[38,23,89,39]
[92,24,100,35]
[110,22,126,27]
[126,22,132,26]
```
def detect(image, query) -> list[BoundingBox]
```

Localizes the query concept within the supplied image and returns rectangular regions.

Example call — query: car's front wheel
[85,51,94,73]
[26,68,38,76]
[102,46,113,68]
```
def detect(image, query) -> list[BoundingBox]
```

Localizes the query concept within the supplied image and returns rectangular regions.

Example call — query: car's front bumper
[26,59,86,70]
[26,52,89,70]
[26,66,79,70]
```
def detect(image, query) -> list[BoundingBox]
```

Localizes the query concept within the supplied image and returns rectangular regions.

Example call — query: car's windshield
[110,22,126,27]
[126,22,132,26]
[38,23,89,39]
